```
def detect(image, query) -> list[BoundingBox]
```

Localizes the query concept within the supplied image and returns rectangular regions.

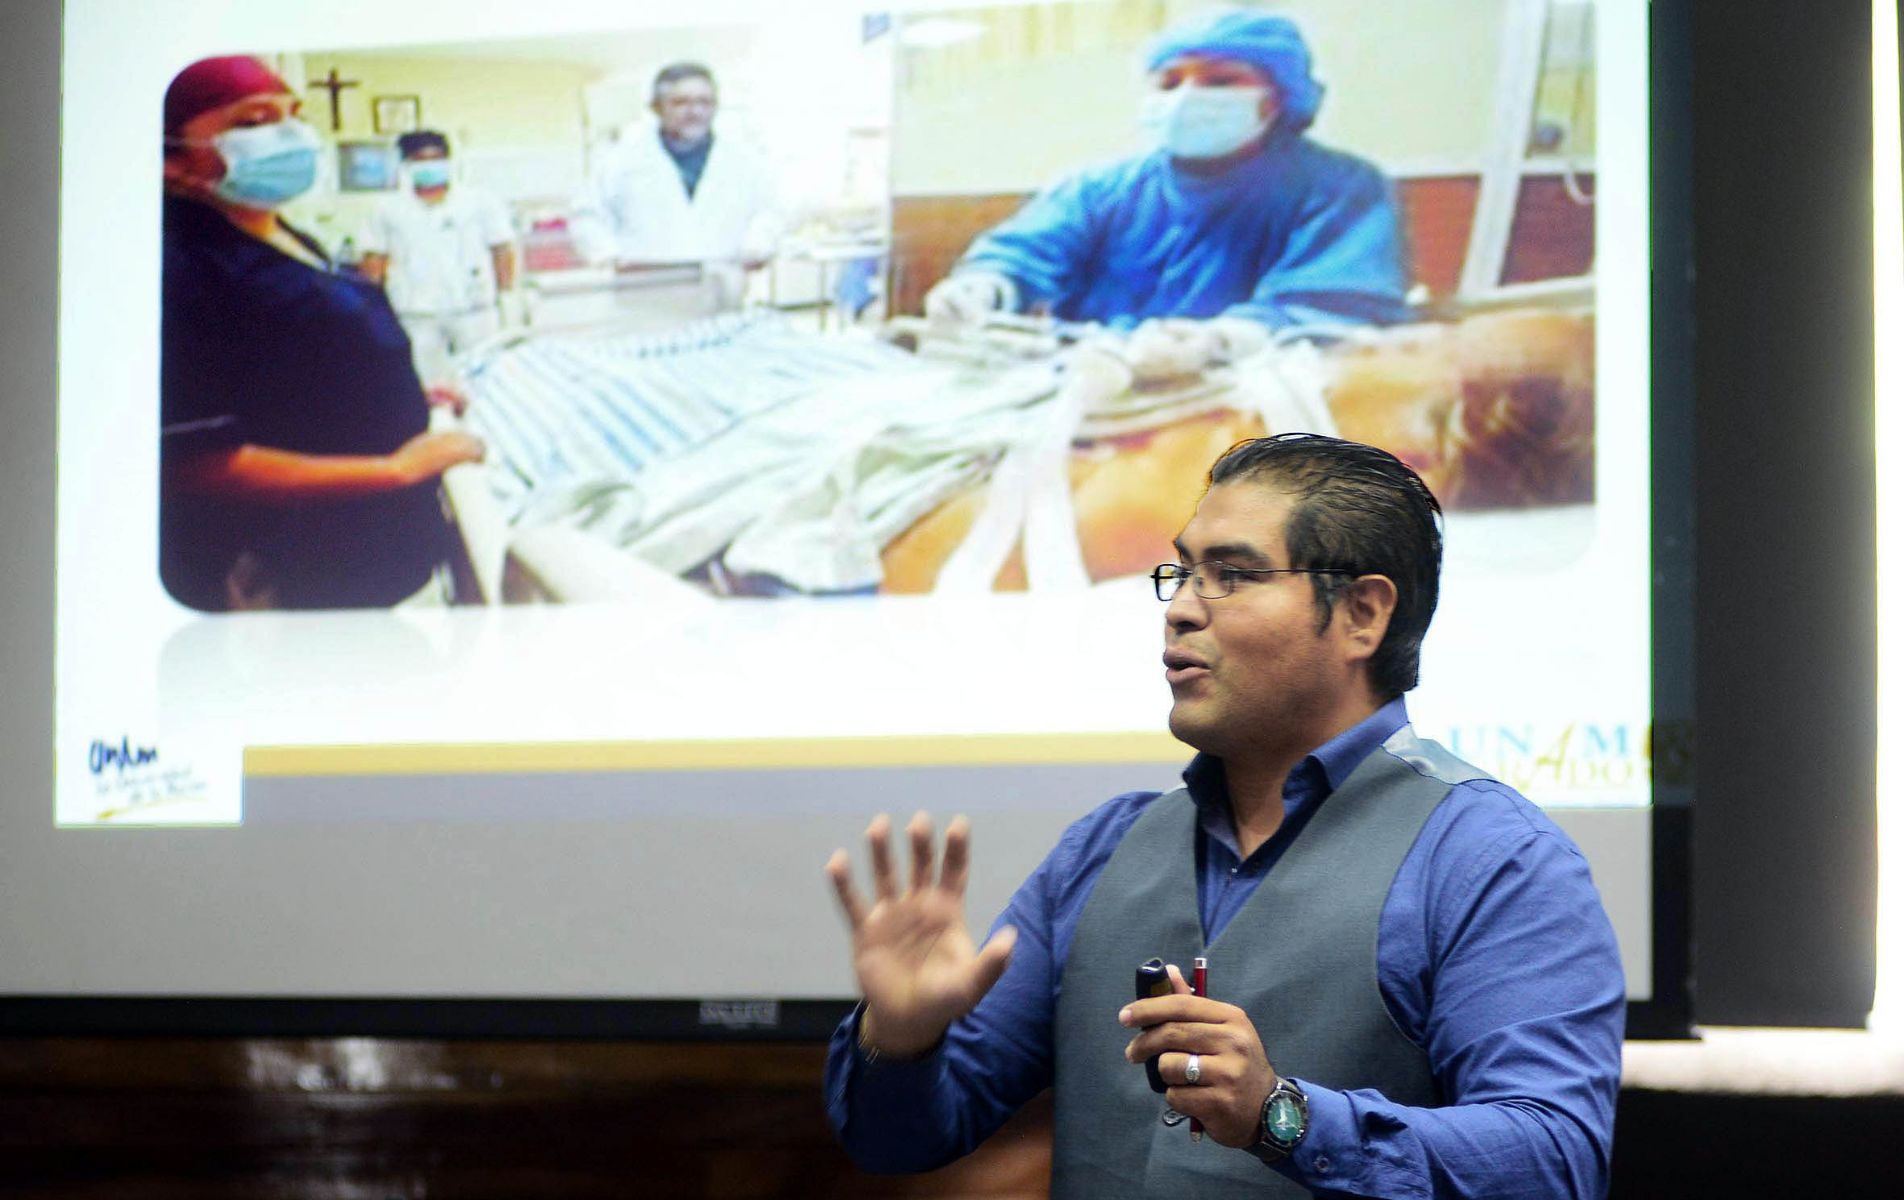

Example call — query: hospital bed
[431,295,1594,605]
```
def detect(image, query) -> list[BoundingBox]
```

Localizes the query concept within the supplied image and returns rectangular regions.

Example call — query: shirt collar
[1310,695,1412,791]
[660,131,713,158]
[163,194,332,272]
[1182,695,1412,834]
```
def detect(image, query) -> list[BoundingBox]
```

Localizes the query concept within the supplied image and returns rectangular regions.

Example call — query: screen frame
[1627,0,1695,1042]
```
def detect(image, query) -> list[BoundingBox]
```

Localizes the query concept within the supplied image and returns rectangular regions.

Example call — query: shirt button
[1229,866,1239,875]
[1314,1156,1331,1174]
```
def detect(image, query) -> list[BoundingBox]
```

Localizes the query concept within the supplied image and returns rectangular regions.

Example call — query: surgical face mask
[405,159,452,191]
[1139,85,1273,160]
[204,119,322,208]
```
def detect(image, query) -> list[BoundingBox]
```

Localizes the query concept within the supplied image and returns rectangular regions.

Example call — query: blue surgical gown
[958,128,1411,331]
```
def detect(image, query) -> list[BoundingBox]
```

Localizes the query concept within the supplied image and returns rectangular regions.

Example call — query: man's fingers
[939,815,972,895]
[1165,962,1193,995]
[966,925,1018,1002]
[1161,1084,1221,1127]
[907,811,934,893]
[866,814,898,900]
[1119,994,1233,1028]
[824,849,867,929]
[1123,1021,1231,1063]
[1157,1050,1217,1087]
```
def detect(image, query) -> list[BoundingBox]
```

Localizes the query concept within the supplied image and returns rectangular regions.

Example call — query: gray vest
[1050,726,1480,1198]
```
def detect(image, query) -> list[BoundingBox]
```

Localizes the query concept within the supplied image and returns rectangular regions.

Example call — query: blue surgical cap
[1144,8,1324,134]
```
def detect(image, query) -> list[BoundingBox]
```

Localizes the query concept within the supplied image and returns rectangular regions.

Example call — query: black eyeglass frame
[1150,561,1357,601]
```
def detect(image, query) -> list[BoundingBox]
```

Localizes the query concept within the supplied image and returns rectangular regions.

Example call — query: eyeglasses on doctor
[1151,561,1355,601]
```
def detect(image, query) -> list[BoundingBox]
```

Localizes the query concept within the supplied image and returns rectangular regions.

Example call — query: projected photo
[155,0,1596,613]
[64,0,1643,828]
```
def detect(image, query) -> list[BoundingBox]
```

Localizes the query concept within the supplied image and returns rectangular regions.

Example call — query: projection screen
[1,0,1684,1037]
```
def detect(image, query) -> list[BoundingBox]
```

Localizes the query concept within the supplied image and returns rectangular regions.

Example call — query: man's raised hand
[824,812,1017,1059]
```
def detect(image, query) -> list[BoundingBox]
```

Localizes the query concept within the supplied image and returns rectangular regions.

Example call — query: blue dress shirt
[958,127,1412,332]
[825,698,1626,1199]
[661,132,714,200]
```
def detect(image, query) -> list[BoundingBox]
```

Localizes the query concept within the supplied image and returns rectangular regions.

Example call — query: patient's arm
[879,409,1261,594]
[490,244,517,293]
[167,431,485,503]
[877,309,1594,593]
[1331,310,1594,507]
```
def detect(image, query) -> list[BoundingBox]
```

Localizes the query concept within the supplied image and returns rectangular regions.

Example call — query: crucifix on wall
[307,68,361,132]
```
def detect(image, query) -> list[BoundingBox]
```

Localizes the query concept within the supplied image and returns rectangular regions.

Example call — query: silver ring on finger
[1184,1053,1202,1085]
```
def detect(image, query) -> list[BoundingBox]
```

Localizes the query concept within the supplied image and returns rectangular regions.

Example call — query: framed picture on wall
[372,94,420,135]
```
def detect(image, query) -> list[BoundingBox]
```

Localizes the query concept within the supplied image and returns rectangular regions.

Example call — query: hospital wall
[230,2,1540,301]
[885,0,1583,311]
[278,51,600,249]
[270,18,884,254]
[891,0,1513,196]
[545,15,890,211]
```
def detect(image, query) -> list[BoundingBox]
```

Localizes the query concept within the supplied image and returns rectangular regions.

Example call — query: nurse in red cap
[159,55,485,611]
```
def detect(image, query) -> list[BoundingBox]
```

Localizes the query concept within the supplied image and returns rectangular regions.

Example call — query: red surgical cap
[164,55,292,133]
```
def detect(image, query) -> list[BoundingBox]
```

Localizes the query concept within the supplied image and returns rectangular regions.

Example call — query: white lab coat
[571,126,781,269]
[360,185,515,383]
[362,185,514,316]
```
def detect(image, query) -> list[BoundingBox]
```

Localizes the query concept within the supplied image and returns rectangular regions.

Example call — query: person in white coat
[359,130,517,386]
[570,62,781,309]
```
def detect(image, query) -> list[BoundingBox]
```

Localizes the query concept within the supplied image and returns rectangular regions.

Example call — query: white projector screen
[1,0,1676,1035]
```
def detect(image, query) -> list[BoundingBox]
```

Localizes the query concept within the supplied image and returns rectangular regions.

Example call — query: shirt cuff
[1281,1080,1430,1200]
[847,1002,947,1078]
[159,413,245,454]
[1217,302,1293,332]
[1281,1079,1361,1194]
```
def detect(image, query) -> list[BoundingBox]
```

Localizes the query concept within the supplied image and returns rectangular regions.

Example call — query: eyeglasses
[1151,561,1354,601]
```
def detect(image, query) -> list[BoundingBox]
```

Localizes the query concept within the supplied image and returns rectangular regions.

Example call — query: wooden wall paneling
[1394,175,1482,302]
[891,178,1482,317]
[889,194,1030,316]
[1501,173,1597,284]
[0,1037,1055,1198]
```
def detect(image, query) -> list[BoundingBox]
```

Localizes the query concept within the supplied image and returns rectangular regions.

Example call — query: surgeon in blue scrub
[925,8,1410,355]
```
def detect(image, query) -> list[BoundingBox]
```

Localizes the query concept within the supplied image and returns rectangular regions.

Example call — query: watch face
[1266,1093,1304,1143]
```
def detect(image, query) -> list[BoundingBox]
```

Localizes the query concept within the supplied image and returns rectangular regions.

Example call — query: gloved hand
[924,272,1015,328]
[1124,319,1217,382]
[496,289,530,330]
[423,383,471,417]
[1205,315,1271,362]
[1124,317,1272,382]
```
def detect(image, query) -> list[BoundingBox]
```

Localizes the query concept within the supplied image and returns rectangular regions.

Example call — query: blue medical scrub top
[160,196,451,610]
[960,127,1412,331]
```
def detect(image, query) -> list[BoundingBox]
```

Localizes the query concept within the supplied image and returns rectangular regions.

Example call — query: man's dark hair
[395,129,449,159]
[652,62,716,102]
[1207,432,1443,697]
